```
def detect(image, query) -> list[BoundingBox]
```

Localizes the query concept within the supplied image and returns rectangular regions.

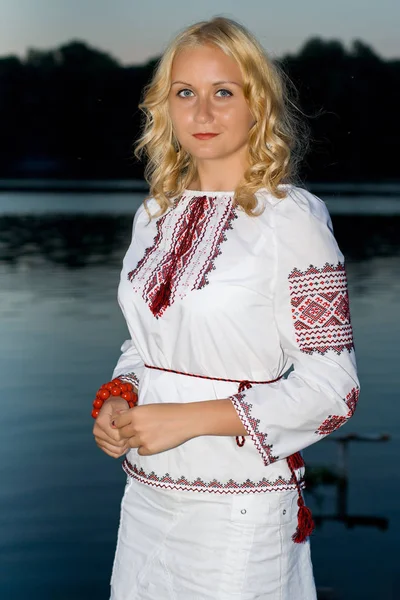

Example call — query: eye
[215,89,233,97]
[177,88,194,98]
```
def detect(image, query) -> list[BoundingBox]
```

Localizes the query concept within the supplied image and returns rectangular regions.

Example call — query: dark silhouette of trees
[0,38,399,181]
[281,38,400,180]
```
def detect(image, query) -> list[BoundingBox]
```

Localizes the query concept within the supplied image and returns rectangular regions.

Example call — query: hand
[112,403,194,456]
[93,397,131,458]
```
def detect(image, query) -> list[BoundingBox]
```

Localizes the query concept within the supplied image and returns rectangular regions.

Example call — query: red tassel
[292,500,315,544]
[286,454,314,543]
[236,436,245,447]
[150,279,172,316]
[287,451,304,471]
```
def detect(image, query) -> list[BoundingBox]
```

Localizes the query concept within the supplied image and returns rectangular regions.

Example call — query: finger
[110,409,130,429]
[97,447,121,459]
[117,424,137,439]
[94,420,124,443]
[113,410,133,429]
[96,439,128,458]
[127,435,141,449]
[94,433,127,448]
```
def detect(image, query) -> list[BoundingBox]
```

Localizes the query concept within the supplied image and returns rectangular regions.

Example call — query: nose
[194,96,214,124]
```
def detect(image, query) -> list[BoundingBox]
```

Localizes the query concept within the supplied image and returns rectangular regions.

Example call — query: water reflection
[306,433,391,531]
[0,215,131,267]
[0,213,399,267]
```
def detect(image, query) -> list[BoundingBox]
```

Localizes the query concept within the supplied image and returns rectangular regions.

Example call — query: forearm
[185,399,248,438]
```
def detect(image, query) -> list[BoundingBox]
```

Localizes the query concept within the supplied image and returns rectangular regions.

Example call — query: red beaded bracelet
[91,377,138,419]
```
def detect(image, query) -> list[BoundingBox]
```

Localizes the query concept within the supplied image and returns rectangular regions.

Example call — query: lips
[192,133,219,140]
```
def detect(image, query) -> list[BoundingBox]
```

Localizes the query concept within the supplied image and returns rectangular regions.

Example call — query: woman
[93,16,359,600]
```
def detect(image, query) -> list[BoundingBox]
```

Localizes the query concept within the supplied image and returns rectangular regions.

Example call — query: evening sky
[1,0,398,64]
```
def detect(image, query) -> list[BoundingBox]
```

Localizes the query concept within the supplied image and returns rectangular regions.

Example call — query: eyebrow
[171,80,242,87]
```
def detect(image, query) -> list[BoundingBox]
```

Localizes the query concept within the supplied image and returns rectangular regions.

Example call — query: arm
[223,187,360,465]
[111,338,144,394]
[93,205,146,457]
[110,204,146,391]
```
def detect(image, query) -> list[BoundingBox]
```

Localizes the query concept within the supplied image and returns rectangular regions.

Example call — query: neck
[189,151,248,192]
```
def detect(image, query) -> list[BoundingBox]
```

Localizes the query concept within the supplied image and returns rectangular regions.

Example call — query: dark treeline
[0,38,399,181]
[1,213,398,268]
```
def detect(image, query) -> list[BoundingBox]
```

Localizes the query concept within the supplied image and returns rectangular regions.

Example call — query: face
[168,44,255,164]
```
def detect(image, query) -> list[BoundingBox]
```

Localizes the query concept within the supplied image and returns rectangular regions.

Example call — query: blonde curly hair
[135,16,309,218]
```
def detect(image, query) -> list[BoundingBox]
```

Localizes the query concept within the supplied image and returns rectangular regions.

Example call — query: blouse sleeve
[110,204,146,388]
[229,187,360,465]
[111,338,144,389]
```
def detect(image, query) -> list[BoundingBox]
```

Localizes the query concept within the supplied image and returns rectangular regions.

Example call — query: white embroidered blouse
[111,184,360,494]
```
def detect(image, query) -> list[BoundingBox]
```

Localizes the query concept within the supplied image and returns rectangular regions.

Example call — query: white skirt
[110,477,317,600]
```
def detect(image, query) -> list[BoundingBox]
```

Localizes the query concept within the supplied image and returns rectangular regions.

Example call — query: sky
[0,0,399,65]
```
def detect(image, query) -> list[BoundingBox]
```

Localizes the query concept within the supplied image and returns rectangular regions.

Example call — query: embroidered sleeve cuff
[229,391,279,466]
[314,386,360,436]
[117,371,140,389]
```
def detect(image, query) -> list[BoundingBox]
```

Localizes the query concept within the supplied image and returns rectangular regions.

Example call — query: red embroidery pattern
[345,386,359,416]
[127,209,171,296]
[122,459,304,494]
[230,392,278,466]
[315,386,360,435]
[315,415,347,435]
[288,262,354,355]
[119,372,140,388]
[128,195,237,318]
[196,203,238,289]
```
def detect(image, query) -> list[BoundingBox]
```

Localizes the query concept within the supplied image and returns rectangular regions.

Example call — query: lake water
[0,187,399,600]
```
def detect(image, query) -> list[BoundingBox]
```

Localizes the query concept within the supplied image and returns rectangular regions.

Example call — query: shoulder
[136,195,179,221]
[257,184,342,261]
[259,184,331,225]
[132,196,160,230]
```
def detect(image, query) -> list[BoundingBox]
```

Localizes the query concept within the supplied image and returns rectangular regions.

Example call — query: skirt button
[283,509,286,515]
[241,509,247,514]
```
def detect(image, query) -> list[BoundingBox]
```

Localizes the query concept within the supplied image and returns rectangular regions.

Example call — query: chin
[184,145,226,161]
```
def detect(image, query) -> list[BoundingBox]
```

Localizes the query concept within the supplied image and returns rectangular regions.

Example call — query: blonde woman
[92,16,359,600]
